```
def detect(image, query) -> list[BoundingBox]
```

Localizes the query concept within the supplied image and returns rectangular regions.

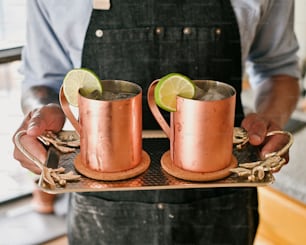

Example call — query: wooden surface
[45,236,68,245]
[255,186,306,245]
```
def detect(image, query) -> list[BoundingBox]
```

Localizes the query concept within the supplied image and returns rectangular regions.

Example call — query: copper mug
[60,80,142,173]
[147,79,236,173]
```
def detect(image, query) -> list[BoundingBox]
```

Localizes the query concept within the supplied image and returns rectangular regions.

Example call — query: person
[13,0,300,244]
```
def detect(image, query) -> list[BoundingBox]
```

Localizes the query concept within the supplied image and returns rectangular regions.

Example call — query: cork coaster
[74,151,150,181]
[161,151,237,182]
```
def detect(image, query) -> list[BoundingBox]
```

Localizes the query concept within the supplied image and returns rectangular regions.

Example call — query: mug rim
[100,79,142,92]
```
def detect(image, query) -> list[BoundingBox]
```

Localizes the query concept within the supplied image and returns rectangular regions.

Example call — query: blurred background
[0,0,32,204]
[0,0,306,244]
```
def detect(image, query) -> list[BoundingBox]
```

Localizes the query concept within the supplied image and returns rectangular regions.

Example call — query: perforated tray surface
[39,136,274,194]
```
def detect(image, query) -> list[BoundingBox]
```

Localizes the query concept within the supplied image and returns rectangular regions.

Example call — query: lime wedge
[62,68,102,107]
[154,73,195,112]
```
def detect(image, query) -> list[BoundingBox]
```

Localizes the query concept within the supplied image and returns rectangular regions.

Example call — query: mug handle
[59,86,81,134]
[147,80,171,138]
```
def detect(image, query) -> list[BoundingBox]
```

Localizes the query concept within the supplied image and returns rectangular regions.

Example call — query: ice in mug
[83,89,136,101]
[193,85,232,101]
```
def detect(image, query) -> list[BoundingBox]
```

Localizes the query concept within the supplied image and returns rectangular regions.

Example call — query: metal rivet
[95,29,103,38]
[157,203,164,210]
[155,27,164,35]
[183,27,192,35]
[215,28,221,35]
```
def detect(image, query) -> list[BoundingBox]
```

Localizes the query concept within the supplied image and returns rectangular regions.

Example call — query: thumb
[27,104,65,137]
[26,109,47,136]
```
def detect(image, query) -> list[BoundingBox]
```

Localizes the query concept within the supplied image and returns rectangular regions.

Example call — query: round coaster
[161,151,237,182]
[74,150,150,181]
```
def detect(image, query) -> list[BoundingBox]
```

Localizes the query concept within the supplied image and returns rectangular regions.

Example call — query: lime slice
[154,73,195,112]
[62,68,102,107]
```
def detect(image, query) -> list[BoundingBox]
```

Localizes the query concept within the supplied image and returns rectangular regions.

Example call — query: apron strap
[93,0,111,10]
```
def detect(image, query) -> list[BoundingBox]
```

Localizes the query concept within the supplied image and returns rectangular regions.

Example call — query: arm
[20,0,91,114]
[242,75,299,160]
[254,75,299,129]
[13,0,76,173]
[14,1,91,174]
[242,0,300,161]
[21,85,59,114]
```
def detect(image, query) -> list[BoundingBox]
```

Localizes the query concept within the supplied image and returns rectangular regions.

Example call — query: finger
[241,113,268,145]
[44,103,66,130]
[260,133,290,162]
[27,109,47,136]
[27,104,65,137]
[14,111,33,134]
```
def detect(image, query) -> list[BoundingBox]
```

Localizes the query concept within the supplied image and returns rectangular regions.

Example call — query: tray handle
[265,130,293,158]
[14,130,44,170]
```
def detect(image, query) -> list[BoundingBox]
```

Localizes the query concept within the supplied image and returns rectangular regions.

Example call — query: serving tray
[38,131,274,194]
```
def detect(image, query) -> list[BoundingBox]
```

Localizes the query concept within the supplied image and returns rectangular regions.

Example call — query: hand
[12,104,65,174]
[241,113,291,169]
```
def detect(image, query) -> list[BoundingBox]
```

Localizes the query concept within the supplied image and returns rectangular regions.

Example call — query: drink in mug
[85,90,137,101]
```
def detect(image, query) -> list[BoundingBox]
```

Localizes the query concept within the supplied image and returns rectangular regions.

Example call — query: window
[0,0,33,203]
[0,0,26,49]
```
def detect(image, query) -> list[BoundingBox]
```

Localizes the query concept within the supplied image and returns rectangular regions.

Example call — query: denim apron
[67,1,259,244]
